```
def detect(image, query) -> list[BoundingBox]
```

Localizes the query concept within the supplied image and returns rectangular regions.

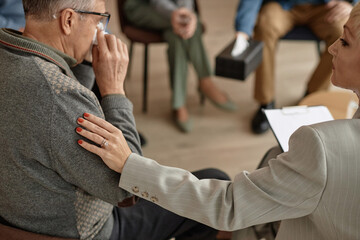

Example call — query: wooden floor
[106,0,330,179]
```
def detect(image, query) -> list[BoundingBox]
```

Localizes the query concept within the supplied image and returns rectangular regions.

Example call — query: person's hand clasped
[91,29,129,97]
[76,113,132,173]
[171,8,197,39]
[325,0,352,23]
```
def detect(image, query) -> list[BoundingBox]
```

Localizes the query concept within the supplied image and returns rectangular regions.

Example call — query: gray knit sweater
[0,28,142,239]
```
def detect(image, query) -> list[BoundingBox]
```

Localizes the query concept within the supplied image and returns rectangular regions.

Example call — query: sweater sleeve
[49,77,141,206]
[0,15,24,29]
[234,0,263,35]
[101,94,142,155]
[119,125,327,230]
[0,0,25,29]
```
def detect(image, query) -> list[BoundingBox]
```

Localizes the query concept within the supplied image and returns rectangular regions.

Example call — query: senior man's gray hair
[22,0,96,20]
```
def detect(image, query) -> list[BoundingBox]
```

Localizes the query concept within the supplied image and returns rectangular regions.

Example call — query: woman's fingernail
[78,118,84,123]
[84,113,90,118]
[76,127,82,132]
[78,140,83,145]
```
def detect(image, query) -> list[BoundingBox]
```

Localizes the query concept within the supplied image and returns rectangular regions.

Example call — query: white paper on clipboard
[264,106,334,152]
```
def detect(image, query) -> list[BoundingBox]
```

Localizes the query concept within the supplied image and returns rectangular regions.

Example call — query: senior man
[0,0,229,239]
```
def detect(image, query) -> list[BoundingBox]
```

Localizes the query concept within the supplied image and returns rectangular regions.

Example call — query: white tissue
[85,28,109,62]
[231,35,249,57]
[92,28,98,45]
[92,28,109,45]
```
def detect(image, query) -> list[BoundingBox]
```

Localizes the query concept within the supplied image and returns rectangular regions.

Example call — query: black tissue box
[215,39,263,81]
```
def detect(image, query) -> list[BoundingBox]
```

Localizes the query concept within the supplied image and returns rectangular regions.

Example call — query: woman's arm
[76,114,327,230]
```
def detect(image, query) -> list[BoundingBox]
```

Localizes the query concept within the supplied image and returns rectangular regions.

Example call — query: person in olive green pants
[124,0,237,133]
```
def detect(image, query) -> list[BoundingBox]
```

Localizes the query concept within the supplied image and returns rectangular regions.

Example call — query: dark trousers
[110,168,230,240]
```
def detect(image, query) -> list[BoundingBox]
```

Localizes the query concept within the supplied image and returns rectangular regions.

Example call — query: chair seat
[280,26,322,57]
[123,24,205,45]
[123,26,164,44]
[281,26,319,41]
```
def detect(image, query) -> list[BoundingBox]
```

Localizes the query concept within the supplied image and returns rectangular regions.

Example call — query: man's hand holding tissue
[91,29,129,97]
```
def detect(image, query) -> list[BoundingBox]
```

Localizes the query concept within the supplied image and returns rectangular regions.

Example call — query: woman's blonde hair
[350,2,360,39]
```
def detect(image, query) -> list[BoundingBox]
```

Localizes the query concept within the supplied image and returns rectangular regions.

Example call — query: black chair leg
[127,42,134,80]
[143,44,149,113]
[270,222,278,237]
[316,40,322,57]
[200,92,205,105]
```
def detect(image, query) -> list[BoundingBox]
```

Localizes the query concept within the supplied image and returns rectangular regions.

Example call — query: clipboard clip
[281,105,308,115]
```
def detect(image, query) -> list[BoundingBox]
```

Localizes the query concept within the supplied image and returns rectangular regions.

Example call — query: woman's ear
[59,8,77,35]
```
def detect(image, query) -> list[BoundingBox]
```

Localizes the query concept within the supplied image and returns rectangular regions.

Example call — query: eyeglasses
[74,10,111,32]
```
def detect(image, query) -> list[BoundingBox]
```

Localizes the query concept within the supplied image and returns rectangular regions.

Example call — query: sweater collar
[0,28,77,79]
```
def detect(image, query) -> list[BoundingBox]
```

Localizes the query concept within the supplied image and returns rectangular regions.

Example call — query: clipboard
[264,105,334,152]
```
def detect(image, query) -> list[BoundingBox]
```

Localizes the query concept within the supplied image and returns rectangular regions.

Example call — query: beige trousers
[253,3,347,104]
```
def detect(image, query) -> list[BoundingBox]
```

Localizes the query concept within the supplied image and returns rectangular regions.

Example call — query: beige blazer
[119,109,360,240]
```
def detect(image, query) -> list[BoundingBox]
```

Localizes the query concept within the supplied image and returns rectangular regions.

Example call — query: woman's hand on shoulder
[76,113,132,173]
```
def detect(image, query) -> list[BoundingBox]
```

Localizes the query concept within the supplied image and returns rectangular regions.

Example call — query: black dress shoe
[251,101,275,134]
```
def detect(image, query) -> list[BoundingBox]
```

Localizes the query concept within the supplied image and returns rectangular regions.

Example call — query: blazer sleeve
[119,125,327,230]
